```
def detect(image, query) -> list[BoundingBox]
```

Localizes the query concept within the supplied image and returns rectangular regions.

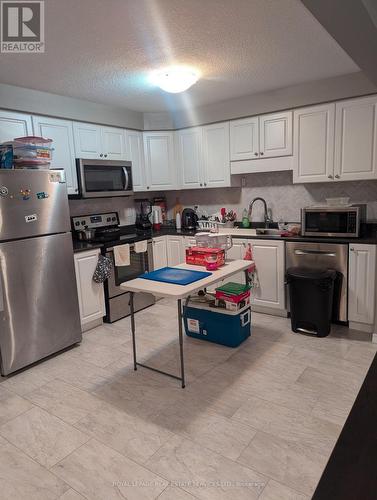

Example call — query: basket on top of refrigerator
[8,136,53,169]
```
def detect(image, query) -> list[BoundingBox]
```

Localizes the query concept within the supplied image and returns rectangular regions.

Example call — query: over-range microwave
[301,205,366,238]
[75,159,133,198]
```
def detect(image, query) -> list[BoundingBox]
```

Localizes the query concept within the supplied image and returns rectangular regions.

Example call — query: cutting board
[139,267,212,286]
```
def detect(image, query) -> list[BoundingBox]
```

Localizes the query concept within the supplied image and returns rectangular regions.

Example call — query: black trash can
[286,267,337,337]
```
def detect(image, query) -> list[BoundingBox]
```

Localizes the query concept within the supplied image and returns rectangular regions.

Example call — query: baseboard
[349,321,374,334]
[81,317,103,332]
[251,305,288,317]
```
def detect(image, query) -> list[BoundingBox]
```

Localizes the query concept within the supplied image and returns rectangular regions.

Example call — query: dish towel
[113,244,130,267]
[134,240,148,253]
[93,255,112,283]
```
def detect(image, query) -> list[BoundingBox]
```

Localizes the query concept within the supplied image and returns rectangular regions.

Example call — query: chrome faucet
[248,197,273,228]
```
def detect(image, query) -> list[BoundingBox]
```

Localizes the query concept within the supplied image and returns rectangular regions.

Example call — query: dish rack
[197,220,235,231]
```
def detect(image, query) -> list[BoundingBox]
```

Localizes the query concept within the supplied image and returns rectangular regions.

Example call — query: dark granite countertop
[72,223,377,252]
[313,350,377,500]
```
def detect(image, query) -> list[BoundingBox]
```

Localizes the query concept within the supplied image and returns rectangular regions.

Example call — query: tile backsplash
[166,171,377,222]
[68,171,377,225]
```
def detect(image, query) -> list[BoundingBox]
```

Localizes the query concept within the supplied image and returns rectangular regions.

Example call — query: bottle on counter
[242,208,250,228]
[176,212,182,230]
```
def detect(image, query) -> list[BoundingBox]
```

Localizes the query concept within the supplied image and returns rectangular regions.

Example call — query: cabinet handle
[260,152,264,156]
[254,152,258,156]
[350,247,354,251]
[204,182,207,186]
[104,154,108,158]
[147,186,150,189]
[200,183,203,187]
[100,153,103,157]
[335,174,340,179]
[328,175,333,179]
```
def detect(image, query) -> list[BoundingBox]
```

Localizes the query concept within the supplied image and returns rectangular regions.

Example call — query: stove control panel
[71,212,119,230]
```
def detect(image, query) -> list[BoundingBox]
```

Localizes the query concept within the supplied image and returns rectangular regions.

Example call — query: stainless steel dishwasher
[285,241,348,322]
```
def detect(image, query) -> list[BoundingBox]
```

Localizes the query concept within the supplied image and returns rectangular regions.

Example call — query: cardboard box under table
[184,301,251,347]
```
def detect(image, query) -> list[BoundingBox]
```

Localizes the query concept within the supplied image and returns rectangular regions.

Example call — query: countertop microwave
[301,205,366,238]
[76,159,133,198]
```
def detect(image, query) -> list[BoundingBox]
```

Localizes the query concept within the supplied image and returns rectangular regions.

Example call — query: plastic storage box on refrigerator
[183,301,251,347]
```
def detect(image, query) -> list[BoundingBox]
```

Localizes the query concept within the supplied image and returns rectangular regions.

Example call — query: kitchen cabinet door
[222,238,247,284]
[260,111,292,158]
[152,236,168,270]
[334,96,377,181]
[0,110,32,143]
[349,244,376,325]
[176,127,204,189]
[250,240,285,311]
[73,122,102,159]
[183,236,197,248]
[32,116,78,195]
[143,132,177,190]
[167,235,185,266]
[125,130,146,191]
[74,249,105,328]
[101,126,127,160]
[293,103,335,183]
[230,117,259,161]
[202,122,231,188]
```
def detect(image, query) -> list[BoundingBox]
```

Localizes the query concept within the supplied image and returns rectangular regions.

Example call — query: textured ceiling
[0,0,359,112]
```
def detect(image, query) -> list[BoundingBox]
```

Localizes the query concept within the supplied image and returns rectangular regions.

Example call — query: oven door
[106,242,153,298]
[77,159,133,198]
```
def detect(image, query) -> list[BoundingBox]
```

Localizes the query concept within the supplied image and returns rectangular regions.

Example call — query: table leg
[130,292,137,371]
[244,269,251,286]
[178,299,186,389]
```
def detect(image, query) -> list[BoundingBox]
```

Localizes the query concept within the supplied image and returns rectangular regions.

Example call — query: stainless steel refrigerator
[0,169,82,375]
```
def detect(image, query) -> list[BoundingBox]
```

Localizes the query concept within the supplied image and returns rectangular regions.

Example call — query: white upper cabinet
[334,95,377,181]
[230,117,259,161]
[32,116,78,195]
[73,123,127,160]
[101,126,127,160]
[73,122,102,159]
[0,110,32,143]
[260,111,292,158]
[293,103,335,183]
[202,122,230,188]
[143,132,177,191]
[348,244,376,325]
[125,130,146,191]
[176,127,204,189]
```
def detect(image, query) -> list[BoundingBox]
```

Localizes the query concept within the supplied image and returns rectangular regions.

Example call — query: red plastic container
[186,247,225,267]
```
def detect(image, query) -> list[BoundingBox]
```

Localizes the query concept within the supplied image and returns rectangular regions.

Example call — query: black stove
[71,211,152,249]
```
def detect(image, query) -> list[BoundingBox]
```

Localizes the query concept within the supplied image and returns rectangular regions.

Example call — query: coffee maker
[135,199,152,231]
[181,208,199,230]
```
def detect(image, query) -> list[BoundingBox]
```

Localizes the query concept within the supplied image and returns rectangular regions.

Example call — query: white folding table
[121,259,253,388]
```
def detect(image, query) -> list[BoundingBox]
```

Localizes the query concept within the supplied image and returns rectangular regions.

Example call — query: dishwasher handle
[294,249,336,257]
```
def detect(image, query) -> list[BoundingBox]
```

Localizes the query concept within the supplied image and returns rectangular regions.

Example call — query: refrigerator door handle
[0,257,4,313]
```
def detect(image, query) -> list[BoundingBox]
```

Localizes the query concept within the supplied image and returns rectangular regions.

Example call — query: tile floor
[0,299,376,500]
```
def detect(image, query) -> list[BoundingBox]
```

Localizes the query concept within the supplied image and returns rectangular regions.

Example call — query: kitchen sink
[255,228,283,236]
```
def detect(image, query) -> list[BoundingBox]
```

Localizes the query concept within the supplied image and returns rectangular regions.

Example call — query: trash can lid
[286,267,337,280]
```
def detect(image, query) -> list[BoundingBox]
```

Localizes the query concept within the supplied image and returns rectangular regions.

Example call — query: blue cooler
[183,301,251,347]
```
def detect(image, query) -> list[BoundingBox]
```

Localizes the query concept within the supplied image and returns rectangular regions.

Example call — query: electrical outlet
[241,177,247,187]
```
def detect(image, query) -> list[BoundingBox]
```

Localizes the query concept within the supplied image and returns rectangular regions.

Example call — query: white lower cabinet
[167,235,185,266]
[348,244,376,326]
[74,249,105,329]
[152,236,168,270]
[249,239,286,311]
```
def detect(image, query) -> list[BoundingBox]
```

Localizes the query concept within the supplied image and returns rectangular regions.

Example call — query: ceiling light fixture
[150,66,200,93]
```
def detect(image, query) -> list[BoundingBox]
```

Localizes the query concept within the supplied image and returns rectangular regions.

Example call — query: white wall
[165,171,377,223]
[0,83,143,130]
[171,72,377,129]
